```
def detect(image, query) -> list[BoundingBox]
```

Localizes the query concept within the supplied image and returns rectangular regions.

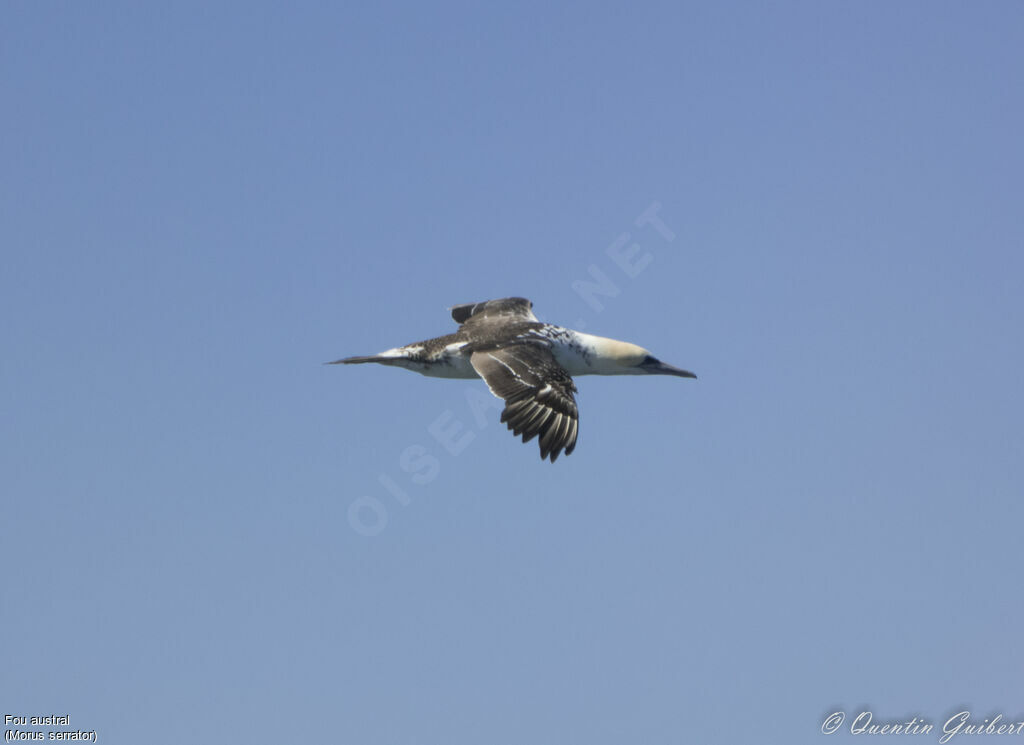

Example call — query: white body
[384,330,649,380]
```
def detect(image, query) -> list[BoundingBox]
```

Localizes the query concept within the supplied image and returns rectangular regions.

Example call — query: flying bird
[329,297,695,462]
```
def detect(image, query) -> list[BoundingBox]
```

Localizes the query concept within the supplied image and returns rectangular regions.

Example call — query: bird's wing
[470,344,578,462]
[450,297,538,325]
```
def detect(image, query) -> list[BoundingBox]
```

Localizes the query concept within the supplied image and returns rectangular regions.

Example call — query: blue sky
[3,2,1022,743]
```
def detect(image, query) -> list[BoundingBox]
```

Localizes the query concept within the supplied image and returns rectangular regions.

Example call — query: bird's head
[586,336,697,378]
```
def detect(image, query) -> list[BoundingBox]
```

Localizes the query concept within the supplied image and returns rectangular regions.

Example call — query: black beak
[640,355,697,378]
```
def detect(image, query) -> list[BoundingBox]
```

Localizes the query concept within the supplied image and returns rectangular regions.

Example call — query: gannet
[329,297,696,462]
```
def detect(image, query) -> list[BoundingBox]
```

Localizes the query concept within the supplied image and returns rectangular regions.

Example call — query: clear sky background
[3,3,1022,744]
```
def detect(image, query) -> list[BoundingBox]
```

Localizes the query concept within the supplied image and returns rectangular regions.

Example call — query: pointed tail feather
[325,355,384,365]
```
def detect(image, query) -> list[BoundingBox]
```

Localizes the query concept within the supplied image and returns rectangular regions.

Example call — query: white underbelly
[551,344,593,376]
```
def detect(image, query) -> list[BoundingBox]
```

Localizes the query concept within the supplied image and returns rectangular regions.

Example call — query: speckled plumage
[330,297,695,462]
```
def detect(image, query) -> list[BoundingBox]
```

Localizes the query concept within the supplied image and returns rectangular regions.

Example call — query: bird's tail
[326,355,384,365]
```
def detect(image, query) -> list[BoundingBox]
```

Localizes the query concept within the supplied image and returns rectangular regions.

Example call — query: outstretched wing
[451,297,538,326]
[470,345,578,462]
